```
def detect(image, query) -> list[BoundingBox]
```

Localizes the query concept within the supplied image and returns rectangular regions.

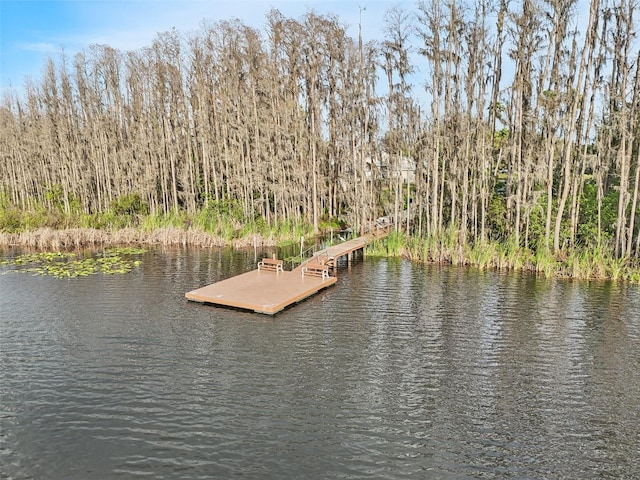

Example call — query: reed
[365,236,390,256]
[533,248,557,278]
[363,232,639,283]
[0,227,228,250]
[384,231,406,257]
[469,241,498,270]
[607,256,627,281]
[1,221,638,283]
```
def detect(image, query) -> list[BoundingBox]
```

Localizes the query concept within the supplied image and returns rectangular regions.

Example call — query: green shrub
[0,206,23,232]
[109,193,149,217]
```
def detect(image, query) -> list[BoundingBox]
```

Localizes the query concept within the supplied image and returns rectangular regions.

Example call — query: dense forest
[1,0,638,269]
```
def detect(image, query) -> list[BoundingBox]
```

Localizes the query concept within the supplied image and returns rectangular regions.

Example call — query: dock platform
[186,229,387,314]
[185,268,337,314]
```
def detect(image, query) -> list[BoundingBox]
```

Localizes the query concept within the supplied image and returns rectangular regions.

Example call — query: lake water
[1,247,639,479]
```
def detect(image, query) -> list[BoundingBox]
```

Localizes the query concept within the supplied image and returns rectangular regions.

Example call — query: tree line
[1,0,638,258]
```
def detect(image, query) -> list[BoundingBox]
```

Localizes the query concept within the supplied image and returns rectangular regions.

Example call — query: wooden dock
[185,231,384,314]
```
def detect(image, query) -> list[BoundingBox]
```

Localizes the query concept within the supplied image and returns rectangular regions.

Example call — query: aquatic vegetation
[0,248,146,278]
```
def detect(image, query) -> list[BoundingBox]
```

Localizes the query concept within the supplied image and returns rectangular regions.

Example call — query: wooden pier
[185,231,384,314]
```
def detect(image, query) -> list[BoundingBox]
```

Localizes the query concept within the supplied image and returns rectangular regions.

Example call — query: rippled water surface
[1,248,639,479]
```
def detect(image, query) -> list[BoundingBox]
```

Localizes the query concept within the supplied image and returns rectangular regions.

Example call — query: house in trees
[364,153,416,184]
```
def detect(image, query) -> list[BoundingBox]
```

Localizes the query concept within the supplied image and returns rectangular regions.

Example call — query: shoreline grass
[0,226,266,250]
[1,221,638,284]
[0,206,324,250]
[366,231,640,284]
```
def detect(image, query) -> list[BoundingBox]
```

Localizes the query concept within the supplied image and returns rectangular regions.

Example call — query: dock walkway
[185,231,385,314]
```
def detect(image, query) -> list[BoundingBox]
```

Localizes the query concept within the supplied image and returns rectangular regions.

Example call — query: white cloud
[19,42,60,54]
[1,0,394,94]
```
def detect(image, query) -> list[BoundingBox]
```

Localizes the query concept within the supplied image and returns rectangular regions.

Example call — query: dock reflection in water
[1,248,638,479]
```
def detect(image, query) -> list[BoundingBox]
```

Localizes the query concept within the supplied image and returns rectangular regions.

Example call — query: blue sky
[0,0,397,95]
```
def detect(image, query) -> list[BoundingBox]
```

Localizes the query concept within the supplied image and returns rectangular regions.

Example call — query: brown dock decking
[185,268,337,314]
[185,231,384,314]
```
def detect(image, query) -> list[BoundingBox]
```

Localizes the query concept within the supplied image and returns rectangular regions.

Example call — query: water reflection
[1,249,638,479]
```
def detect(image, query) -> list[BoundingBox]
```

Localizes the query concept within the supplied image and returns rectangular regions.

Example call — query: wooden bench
[316,252,335,266]
[258,257,283,273]
[301,263,330,280]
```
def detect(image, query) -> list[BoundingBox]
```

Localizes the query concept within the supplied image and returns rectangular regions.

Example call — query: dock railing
[284,228,352,271]
[283,219,393,271]
[285,243,318,270]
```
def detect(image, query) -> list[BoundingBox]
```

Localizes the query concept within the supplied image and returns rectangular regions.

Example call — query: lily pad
[0,248,147,279]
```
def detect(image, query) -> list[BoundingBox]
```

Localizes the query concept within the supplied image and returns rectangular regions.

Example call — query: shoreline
[1,227,638,283]
[0,227,276,251]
